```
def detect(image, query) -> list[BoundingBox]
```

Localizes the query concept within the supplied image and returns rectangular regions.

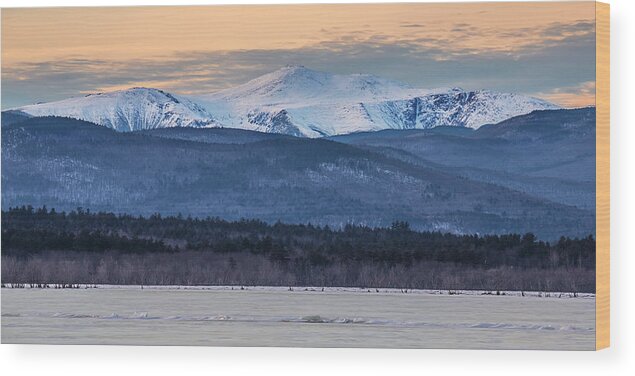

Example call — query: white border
[1,0,633,375]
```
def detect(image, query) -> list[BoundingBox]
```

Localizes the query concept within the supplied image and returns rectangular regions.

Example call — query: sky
[1,2,596,109]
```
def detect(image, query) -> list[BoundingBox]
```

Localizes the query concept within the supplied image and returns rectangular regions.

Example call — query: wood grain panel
[595,1,610,351]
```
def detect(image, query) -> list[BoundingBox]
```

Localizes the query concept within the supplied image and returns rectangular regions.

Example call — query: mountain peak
[9,67,560,137]
[256,65,329,84]
[200,66,416,108]
[16,87,218,132]
[282,64,308,70]
[448,87,466,93]
[83,87,172,99]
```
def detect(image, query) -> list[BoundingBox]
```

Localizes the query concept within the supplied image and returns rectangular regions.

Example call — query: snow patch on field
[0,283,594,299]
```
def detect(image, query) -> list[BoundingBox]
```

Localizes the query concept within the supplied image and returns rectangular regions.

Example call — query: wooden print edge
[595,0,610,351]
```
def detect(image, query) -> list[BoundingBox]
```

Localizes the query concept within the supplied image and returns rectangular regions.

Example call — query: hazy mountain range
[9,66,559,137]
[2,66,594,239]
[1,106,595,239]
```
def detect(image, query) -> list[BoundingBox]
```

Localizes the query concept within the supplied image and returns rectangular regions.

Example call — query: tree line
[1,206,596,292]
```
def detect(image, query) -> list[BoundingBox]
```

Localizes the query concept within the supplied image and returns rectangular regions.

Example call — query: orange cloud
[2,3,595,68]
[540,81,596,108]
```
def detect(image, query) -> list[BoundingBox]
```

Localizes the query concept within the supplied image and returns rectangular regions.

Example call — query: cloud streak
[540,81,596,108]
[1,3,596,109]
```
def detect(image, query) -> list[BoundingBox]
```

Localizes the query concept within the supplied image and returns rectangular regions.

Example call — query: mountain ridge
[1,112,594,239]
[12,87,220,132]
[9,66,560,136]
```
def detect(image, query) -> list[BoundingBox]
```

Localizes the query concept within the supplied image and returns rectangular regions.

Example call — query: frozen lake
[1,286,595,349]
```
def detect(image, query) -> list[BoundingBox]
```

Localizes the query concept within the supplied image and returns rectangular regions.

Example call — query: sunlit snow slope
[16,88,219,132]
[13,66,560,137]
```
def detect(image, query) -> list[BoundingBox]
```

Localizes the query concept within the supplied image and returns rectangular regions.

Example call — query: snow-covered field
[0,283,595,299]
[1,285,595,349]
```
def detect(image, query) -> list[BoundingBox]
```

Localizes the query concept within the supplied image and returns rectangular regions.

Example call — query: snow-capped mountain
[14,87,218,132]
[10,66,560,136]
[364,89,562,130]
[200,64,428,106]
[195,66,560,137]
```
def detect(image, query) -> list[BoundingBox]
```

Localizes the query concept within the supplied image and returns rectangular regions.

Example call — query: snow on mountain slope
[195,65,435,136]
[200,65,427,107]
[15,88,219,132]
[196,66,560,137]
[367,89,561,130]
[10,66,560,137]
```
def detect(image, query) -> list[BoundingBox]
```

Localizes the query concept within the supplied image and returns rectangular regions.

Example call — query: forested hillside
[1,207,595,292]
[1,113,595,239]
